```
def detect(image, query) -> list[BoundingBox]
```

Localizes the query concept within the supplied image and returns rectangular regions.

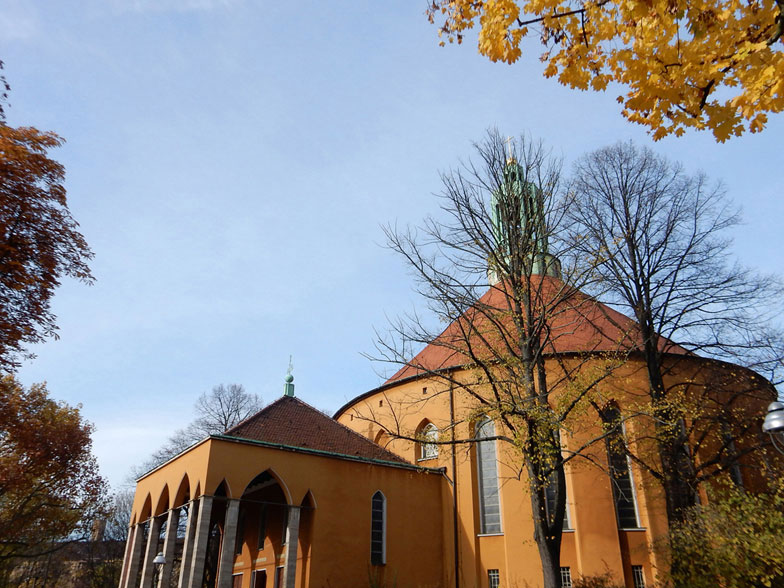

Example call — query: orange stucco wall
[132,438,447,588]
[128,351,774,588]
[335,353,774,588]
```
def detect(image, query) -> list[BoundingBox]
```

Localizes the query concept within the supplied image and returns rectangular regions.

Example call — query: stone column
[282,506,301,588]
[120,523,145,588]
[158,508,180,588]
[187,496,214,588]
[216,499,241,588]
[118,525,134,588]
[177,501,199,588]
[140,516,163,588]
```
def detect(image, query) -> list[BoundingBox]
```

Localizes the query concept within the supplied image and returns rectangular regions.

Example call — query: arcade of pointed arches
[119,468,315,588]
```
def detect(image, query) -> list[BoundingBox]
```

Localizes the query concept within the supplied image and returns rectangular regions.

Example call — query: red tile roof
[224,395,409,464]
[386,276,687,384]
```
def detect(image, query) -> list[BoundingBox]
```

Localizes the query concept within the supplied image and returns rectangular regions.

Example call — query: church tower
[488,158,561,285]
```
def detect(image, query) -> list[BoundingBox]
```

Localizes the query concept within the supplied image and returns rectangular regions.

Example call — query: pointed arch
[213,479,232,499]
[241,470,292,557]
[415,419,439,460]
[173,473,191,508]
[242,468,292,505]
[138,493,153,523]
[374,429,390,446]
[298,490,316,587]
[153,484,170,517]
[299,490,316,510]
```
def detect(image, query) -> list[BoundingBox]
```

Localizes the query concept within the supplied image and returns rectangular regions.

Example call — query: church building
[119,161,775,588]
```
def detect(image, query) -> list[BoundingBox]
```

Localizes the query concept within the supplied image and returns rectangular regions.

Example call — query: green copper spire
[488,160,561,284]
[284,356,295,397]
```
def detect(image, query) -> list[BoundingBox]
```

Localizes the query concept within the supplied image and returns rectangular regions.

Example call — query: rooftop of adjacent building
[223,392,409,465]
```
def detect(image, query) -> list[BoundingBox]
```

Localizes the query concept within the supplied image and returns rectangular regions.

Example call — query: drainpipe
[450,381,460,588]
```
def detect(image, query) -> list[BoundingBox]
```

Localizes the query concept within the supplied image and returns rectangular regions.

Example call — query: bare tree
[76,490,133,588]
[567,142,783,523]
[191,383,262,435]
[0,60,9,122]
[131,384,263,478]
[365,131,624,588]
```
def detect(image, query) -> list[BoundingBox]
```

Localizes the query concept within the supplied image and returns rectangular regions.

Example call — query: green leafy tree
[667,480,784,588]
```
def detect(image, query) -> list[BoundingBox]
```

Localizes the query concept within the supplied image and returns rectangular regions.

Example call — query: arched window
[601,406,640,529]
[420,423,439,460]
[476,417,502,534]
[370,491,386,565]
[544,470,571,530]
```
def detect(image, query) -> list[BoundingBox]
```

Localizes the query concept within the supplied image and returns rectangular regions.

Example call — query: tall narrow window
[560,567,573,588]
[420,423,439,460]
[545,470,571,530]
[274,566,283,588]
[602,406,640,529]
[488,569,500,588]
[251,569,267,588]
[476,417,502,534]
[721,418,745,489]
[370,491,386,565]
[632,565,646,588]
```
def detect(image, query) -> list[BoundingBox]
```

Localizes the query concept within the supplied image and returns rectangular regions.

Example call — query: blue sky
[2,0,782,489]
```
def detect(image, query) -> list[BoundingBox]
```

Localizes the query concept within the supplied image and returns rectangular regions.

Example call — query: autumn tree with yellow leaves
[427,0,784,140]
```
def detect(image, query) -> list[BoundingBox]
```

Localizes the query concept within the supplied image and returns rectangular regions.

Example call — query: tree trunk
[529,480,563,588]
[639,319,697,525]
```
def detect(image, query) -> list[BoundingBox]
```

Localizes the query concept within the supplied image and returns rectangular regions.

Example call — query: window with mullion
[544,470,571,530]
[420,423,439,460]
[370,491,386,565]
[560,567,573,588]
[602,406,640,529]
[476,417,502,534]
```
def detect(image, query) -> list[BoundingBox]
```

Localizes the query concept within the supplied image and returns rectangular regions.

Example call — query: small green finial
[284,356,295,397]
